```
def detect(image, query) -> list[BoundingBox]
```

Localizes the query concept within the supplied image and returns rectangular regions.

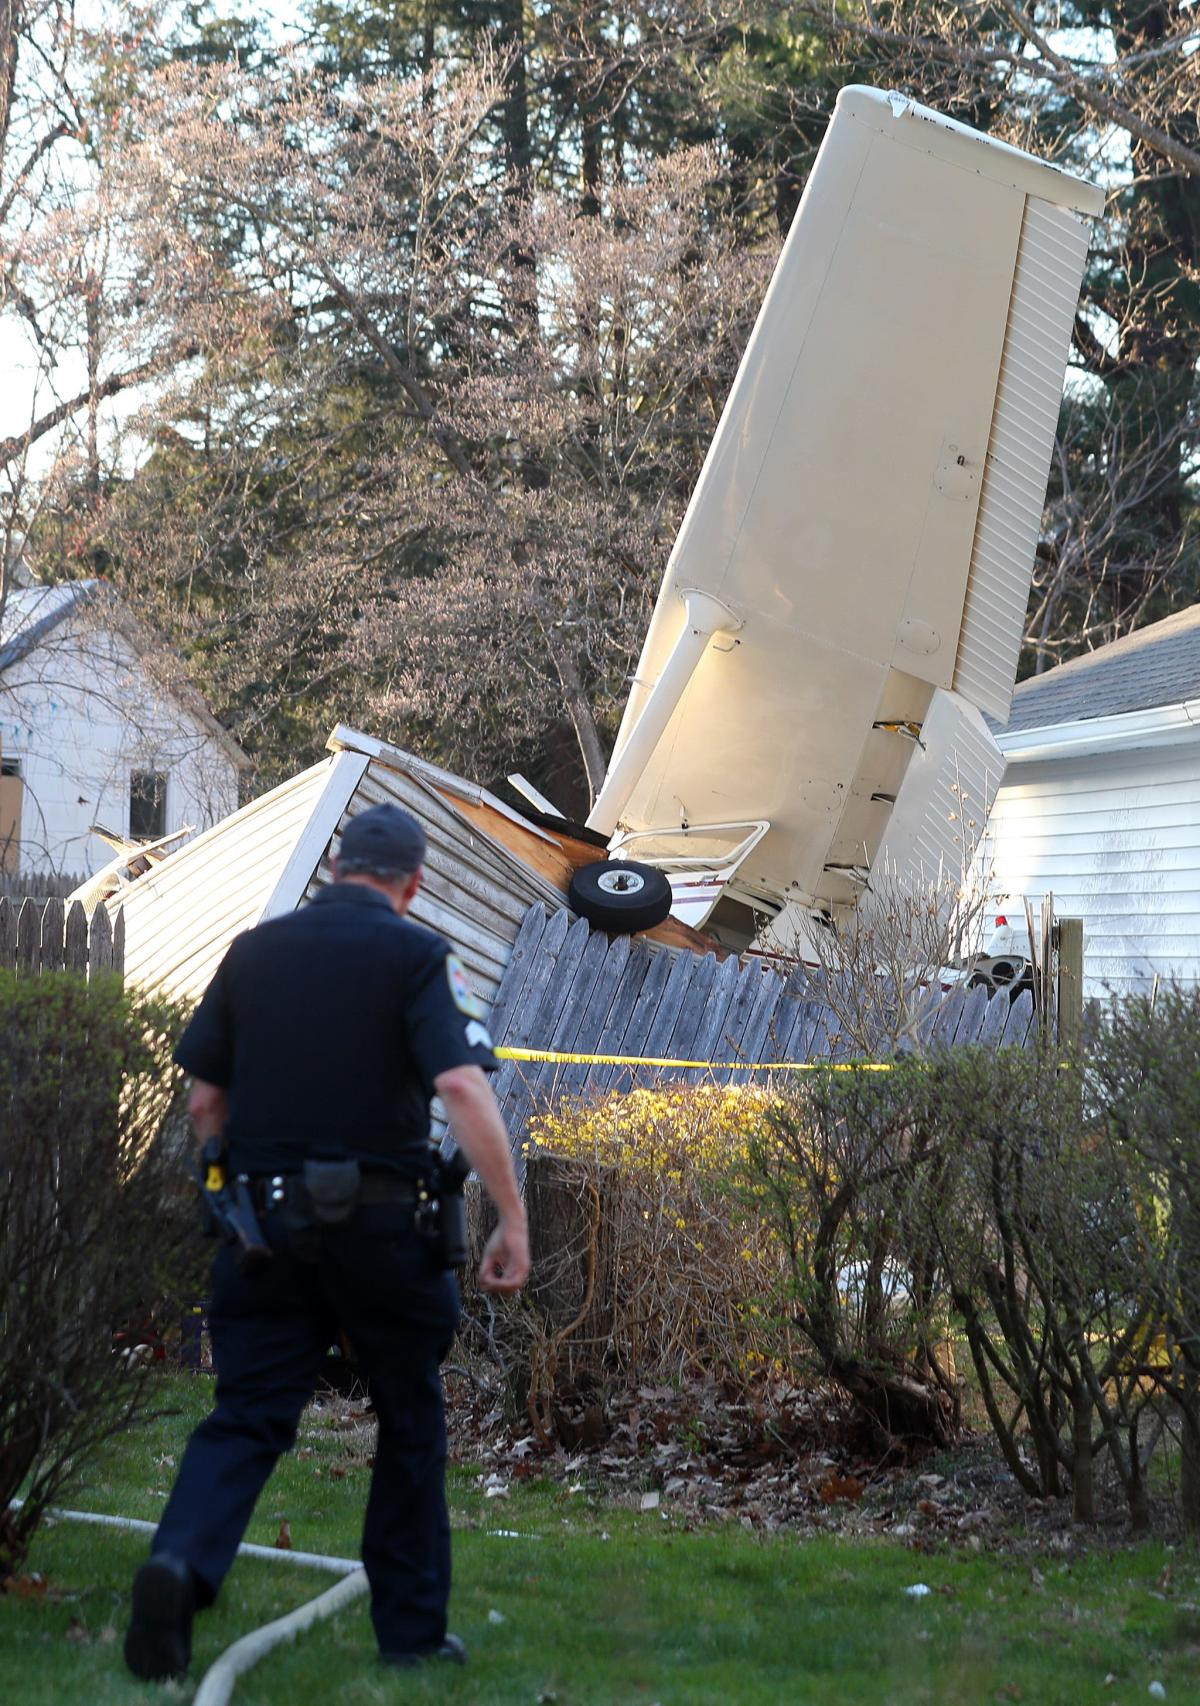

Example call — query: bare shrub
[910,1045,1161,1527]
[738,1059,961,1449]
[0,971,190,1584]
[791,860,992,1059]
[1086,987,1200,1533]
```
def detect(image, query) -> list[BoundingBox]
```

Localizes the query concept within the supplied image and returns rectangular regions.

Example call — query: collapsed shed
[96,725,712,1011]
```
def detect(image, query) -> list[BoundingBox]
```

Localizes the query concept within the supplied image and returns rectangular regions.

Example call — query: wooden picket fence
[488,903,1036,1143]
[0,871,88,902]
[0,896,124,980]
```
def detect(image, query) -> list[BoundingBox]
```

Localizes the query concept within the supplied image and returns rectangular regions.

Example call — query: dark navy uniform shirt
[174,883,498,1174]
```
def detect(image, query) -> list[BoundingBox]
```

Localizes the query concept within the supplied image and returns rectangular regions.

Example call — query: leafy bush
[737,1037,1198,1528]
[0,971,191,1584]
[466,1085,792,1434]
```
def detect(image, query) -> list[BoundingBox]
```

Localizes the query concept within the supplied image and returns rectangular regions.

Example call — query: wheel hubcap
[597,868,646,897]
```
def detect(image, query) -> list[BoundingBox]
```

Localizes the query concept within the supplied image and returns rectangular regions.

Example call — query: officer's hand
[478,1219,530,1294]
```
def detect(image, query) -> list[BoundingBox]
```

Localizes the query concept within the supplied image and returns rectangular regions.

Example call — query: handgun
[196,1137,273,1275]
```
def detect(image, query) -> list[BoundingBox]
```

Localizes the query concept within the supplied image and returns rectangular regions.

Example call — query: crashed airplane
[81,86,1103,1002]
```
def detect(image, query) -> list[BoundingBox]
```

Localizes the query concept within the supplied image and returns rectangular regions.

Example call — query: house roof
[0,581,92,673]
[0,577,249,771]
[1003,604,1200,733]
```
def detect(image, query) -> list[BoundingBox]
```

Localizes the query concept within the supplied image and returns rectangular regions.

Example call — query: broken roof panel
[107,727,716,1019]
[109,753,360,1004]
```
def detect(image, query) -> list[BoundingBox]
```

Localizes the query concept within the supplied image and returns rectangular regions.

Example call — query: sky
[0,9,1134,488]
[0,2,305,473]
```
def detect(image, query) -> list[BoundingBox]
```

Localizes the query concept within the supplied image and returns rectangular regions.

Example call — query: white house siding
[1,610,239,875]
[112,757,349,1005]
[985,740,1200,995]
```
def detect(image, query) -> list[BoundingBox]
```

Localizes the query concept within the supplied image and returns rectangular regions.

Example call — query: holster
[303,1159,361,1224]
[281,1160,361,1262]
[423,1148,470,1270]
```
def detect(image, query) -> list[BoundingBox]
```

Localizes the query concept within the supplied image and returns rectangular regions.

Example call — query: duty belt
[247,1170,421,1214]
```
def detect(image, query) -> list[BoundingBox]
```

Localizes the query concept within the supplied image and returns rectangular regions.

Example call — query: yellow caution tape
[495,1045,893,1073]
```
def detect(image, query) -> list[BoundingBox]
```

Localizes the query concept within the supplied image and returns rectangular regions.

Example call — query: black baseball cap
[337,803,427,875]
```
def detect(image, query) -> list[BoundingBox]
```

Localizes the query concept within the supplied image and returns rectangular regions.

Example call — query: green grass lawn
[3,1374,1199,1705]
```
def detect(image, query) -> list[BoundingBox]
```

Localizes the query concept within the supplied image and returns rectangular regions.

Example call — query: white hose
[11,1501,361,1574]
[193,1568,370,1706]
[10,1498,367,1704]
[17,1502,539,1700]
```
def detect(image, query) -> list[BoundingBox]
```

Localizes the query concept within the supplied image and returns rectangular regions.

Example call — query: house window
[130,770,167,840]
[0,757,20,778]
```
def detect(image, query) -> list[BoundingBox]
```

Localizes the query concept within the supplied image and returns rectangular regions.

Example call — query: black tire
[567,859,673,934]
[989,956,1026,987]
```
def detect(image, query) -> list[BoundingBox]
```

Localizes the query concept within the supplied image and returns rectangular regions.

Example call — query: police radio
[416,1147,471,1269]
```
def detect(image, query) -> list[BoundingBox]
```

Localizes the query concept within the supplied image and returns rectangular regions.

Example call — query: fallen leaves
[440,1370,1031,1544]
[819,1472,865,1505]
[3,1573,48,1599]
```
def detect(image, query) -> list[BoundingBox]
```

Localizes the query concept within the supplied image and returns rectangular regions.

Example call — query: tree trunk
[1125,1413,1152,1534]
[0,2,18,178]
[823,1348,959,1447]
[1070,1385,1094,1523]
[1180,1398,1200,1535]
[540,631,607,806]
[495,0,531,194]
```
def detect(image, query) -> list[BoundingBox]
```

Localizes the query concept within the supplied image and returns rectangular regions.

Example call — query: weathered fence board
[1000,987,1036,1049]
[762,965,808,1064]
[40,897,65,972]
[730,963,789,1084]
[711,959,769,1084]
[950,981,989,1046]
[687,952,745,1074]
[0,896,125,981]
[486,902,550,1043]
[489,904,1040,1145]
[0,871,86,901]
[930,982,969,1048]
[599,948,673,1095]
[589,938,655,1094]
[16,900,39,971]
[558,934,630,1100]
[977,981,1012,1050]
[662,949,718,1062]
[643,948,701,1061]
[65,899,89,971]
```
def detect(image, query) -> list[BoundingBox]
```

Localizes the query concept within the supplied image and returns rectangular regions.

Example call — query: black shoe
[382,1632,468,1669]
[124,1553,196,1681]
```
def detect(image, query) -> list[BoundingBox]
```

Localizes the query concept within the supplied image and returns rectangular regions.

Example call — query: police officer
[124,803,530,1681]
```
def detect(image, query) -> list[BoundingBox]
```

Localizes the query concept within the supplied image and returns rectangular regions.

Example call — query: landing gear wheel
[567,860,672,934]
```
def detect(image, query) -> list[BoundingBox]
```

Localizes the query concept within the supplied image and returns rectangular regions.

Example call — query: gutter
[996,698,1200,764]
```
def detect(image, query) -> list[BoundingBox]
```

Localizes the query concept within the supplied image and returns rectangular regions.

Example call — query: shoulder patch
[465,1019,494,1051]
[445,954,486,1019]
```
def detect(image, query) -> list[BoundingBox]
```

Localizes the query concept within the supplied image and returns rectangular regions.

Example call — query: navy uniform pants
[152,1201,460,1656]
